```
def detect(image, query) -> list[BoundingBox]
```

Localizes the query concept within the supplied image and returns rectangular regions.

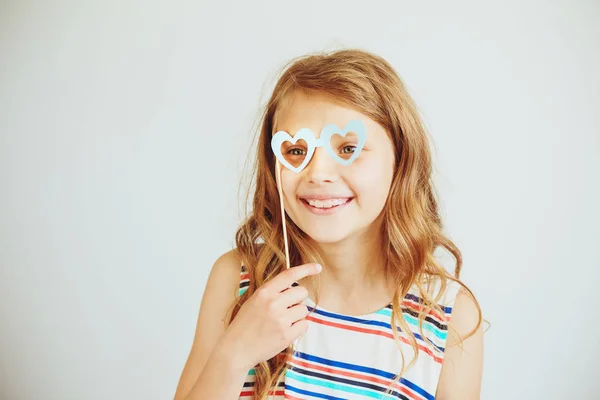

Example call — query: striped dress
[238,266,461,400]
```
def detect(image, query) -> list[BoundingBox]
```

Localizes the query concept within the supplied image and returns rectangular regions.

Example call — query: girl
[175,49,484,400]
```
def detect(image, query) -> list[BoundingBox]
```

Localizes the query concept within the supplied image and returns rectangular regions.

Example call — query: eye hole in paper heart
[321,120,367,166]
[329,130,360,162]
[280,138,309,169]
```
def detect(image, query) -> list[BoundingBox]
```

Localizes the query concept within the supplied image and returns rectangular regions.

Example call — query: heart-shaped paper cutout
[271,128,316,174]
[320,119,366,166]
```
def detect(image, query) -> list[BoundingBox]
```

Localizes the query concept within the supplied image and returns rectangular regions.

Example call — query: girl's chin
[301,226,352,245]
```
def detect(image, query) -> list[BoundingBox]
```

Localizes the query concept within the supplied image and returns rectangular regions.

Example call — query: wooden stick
[276,160,291,270]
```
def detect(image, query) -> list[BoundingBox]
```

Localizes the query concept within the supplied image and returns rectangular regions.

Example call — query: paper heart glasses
[270,119,367,269]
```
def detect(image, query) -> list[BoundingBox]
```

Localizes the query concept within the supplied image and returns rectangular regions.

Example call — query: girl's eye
[341,145,356,154]
[287,148,306,156]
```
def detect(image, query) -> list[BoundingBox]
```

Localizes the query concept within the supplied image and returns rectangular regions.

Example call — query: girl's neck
[299,219,396,314]
[314,232,385,290]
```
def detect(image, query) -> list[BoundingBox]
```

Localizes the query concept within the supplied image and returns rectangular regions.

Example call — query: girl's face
[274,91,395,244]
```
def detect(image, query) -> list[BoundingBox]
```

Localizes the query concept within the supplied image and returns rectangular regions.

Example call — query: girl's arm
[174,250,249,400]
[435,288,485,400]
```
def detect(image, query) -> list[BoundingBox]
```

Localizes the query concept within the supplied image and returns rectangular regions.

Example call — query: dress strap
[239,265,250,297]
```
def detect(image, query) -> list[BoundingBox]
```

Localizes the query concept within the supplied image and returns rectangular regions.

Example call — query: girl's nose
[304,147,339,184]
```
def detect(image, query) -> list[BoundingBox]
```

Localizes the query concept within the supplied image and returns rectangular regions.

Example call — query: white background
[1,1,599,399]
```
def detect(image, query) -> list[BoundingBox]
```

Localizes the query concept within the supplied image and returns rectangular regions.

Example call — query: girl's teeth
[306,198,348,208]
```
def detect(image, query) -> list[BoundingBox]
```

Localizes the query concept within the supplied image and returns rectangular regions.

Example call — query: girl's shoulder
[208,248,244,299]
[213,248,243,274]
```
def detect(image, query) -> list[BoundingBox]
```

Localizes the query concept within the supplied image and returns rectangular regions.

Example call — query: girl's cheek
[281,173,300,198]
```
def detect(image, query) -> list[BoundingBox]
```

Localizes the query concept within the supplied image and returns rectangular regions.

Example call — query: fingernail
[315,264,322,272]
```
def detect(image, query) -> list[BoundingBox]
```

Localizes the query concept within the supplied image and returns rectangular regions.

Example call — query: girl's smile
[299,196,354,215]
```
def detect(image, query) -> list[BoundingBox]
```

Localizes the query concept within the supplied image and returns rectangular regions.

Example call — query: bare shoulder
[173,249,243,400]
[201,248,244,328]
[436,286,484,399]
[447,287,482,345]
[210,249,244,289]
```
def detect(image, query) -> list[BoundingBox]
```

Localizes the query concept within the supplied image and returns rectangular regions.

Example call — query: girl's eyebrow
[275,126,298,136]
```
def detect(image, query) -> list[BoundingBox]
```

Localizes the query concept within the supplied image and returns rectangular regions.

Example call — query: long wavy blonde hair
[228,48,482,399]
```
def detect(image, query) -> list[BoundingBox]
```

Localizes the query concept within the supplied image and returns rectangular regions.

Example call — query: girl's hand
[216,263,322,371]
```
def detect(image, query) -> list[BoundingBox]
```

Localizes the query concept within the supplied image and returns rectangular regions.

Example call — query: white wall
[1,1,599,399]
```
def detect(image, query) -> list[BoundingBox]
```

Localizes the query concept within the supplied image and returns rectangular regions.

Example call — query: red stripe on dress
[306,315,443,364]
[240,389,283,398]
[284,393,305,400]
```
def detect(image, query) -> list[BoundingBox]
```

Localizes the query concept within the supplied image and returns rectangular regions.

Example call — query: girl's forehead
[273,92,392,148]
[274,91,372,136]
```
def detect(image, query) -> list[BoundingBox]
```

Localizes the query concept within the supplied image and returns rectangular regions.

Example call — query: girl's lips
[299,195,353,200]
[300,197,353,215]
